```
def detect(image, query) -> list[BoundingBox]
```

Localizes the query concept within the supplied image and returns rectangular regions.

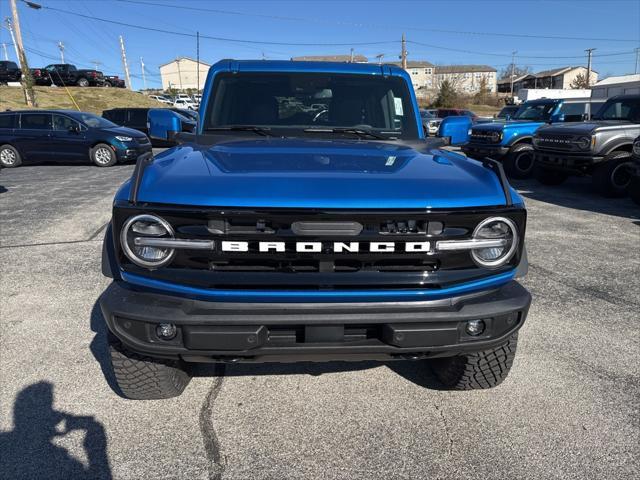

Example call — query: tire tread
[109,339,191,400]
[431,334,518,390]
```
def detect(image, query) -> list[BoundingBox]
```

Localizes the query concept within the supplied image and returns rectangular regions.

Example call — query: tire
[91,143,117,167]
[103,82,111,88]
[429,333,518,390]
[591,151,633,197]
[504,143,535,179]
[109,335,191,400]
[534,166,568,186]
[0,144,22,168]
[77,77,89,87]
[627,174,640,205]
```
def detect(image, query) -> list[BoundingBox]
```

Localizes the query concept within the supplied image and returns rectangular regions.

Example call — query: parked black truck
[0,61,21,84]
[104,75,126,88]
[533,95,640,197]
[41,64,105,87]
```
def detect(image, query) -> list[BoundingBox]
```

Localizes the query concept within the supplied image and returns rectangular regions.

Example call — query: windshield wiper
[205,125,276,137]
[303,127,393,140]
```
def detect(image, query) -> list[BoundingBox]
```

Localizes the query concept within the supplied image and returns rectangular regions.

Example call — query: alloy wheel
[94,147,113,165]
[0,148,16,166]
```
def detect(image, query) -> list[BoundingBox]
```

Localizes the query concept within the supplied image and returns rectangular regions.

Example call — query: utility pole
[91,60,102,71]
[196,31,200,93]
[350,48,354,63]
[400,33,407,70]
[8,1,36,106]
[4,19,20,66]
[376,53,384,65]
[1,42,8,61]
[140,57,147,90]
[635,47,639,74]
[119,35,132,90]
[585,48,595,87]
[510,51,517,97]
[176,57,183,90]
[57,41,64,63]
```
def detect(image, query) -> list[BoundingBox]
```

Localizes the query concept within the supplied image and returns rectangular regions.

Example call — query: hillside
[0,86,165,114]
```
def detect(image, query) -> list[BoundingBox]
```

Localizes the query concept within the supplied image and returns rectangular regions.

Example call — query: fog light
[465,319,486,336]
[156,323,177,340]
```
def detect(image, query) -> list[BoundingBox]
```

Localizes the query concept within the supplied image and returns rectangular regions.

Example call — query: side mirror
[148,109,189,141]
[438,115,473,146]
[550,113,565,123]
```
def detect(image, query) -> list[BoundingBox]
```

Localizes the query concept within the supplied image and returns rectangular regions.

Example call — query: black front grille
[113,204,526,290]
[469,130,498,145]
[535,134,579,151]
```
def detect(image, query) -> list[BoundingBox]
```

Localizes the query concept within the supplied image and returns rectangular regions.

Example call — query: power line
[33,4,398,47]
[407,40,637,60]
[113,0,639,43]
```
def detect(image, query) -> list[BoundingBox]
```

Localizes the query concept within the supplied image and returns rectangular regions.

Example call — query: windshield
[594,99,640,121]
[513,102,556,121]
[204,72,418,139]
[70,112,117,129]
[497,106,518,118]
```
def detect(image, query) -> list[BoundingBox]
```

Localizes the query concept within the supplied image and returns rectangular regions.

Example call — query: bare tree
[570,72,590,89]
[499,64,532,81]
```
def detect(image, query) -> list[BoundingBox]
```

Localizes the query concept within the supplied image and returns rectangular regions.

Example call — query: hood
[473,120,543,133]
[103,126,147,138]
[536,121,628,135]
[133,138,508,209]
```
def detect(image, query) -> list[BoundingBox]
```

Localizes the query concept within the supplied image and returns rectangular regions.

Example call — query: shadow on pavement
[0,382,112,480]
[511,178,639,220]
[89,300,123,398]
[0,185,7,194]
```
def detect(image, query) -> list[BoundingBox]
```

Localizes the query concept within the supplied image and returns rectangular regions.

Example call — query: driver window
[53,115,79,131]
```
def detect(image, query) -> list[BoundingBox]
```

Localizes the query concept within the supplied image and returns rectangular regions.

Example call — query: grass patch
[0,86,165,114]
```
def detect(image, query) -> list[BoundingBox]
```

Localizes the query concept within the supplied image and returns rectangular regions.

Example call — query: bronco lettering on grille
[220,241,432,253]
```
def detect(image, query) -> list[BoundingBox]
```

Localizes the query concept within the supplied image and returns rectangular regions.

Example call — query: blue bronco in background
[462,97,597,178]
[99,60,531,399]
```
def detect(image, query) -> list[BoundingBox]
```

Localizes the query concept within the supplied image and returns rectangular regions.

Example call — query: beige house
[159,57,210,91]
[391,61,435,90]
[434,65,497,94]
[497,66,599,93]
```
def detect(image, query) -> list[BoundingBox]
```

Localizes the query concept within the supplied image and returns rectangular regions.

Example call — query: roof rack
[482,158,513,206]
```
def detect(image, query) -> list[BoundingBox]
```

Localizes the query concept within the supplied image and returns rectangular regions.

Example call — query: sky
[1,0,639,91]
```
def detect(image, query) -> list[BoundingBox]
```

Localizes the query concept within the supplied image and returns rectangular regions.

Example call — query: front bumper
[533,150,603,174]
[100,280,531,363]
[462,144,510,159]
[114,143,152,162]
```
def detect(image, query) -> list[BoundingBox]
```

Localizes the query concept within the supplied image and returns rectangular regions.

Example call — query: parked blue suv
[0,110,151,168]
[99,60,531,399]
[461,98,595,178]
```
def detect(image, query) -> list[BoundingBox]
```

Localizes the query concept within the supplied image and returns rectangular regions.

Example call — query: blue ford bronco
[99,60,531,399]
[461,97,595,179]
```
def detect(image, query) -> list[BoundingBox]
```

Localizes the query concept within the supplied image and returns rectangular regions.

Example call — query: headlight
[471,217,518,268]
[633,141,640,157]
[115,136,133,142]
[120,214,176,268]
[576,136,592,150]
[490,131,502,143]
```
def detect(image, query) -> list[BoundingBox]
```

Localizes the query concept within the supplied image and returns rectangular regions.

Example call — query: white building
[591,74,640,98]
[434,65,497,94]
[159,57,210,91]
[392,61,435,90]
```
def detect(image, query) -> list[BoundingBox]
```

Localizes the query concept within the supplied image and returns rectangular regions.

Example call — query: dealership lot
[0,160,638,479]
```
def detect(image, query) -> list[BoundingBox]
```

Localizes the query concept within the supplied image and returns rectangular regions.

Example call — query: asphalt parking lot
[0,156,638,480]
